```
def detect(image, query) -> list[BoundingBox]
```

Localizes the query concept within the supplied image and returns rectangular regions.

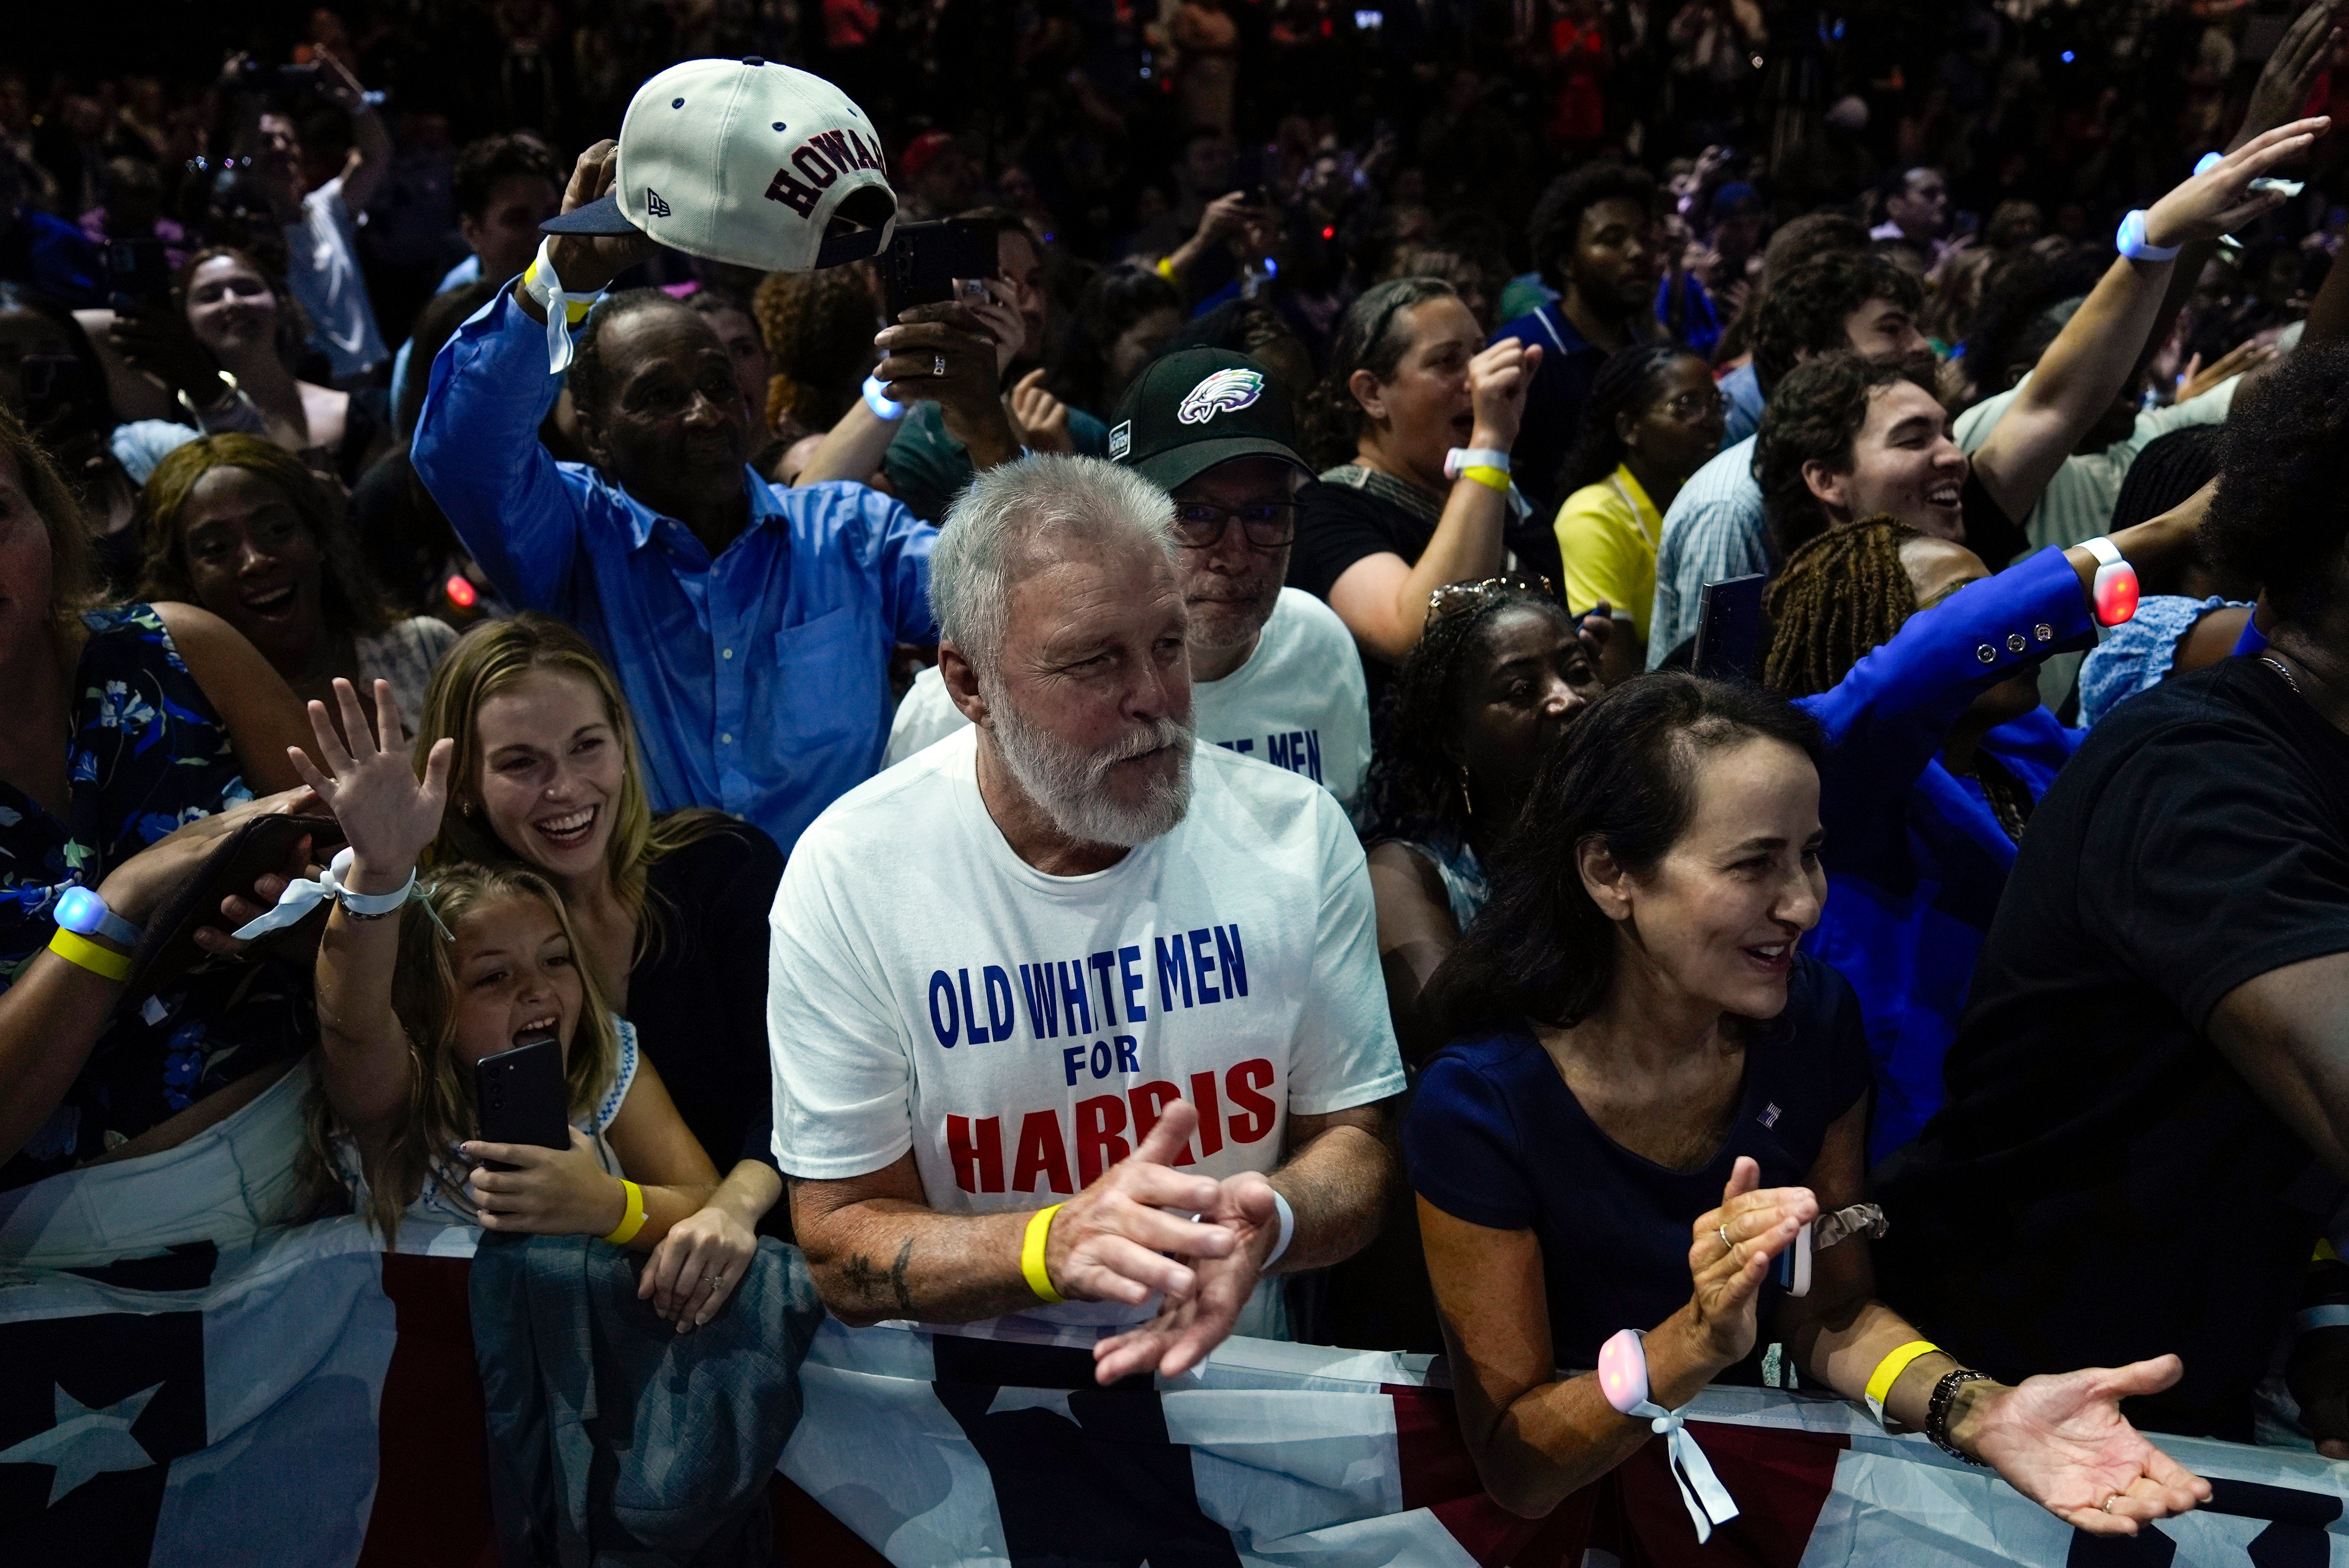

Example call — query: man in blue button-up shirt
[416,282,938,853]
[410,142,1010,852]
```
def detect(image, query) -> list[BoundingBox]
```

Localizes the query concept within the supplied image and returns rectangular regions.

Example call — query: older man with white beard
[772,454,1404,1384]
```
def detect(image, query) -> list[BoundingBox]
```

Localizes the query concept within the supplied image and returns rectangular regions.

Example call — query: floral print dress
[0,605,314,1190]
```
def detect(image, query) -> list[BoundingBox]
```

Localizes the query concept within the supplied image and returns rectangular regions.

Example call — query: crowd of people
[11,0,2349,1555]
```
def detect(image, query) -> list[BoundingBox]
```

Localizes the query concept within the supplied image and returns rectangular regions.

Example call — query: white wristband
[1263,1189,1295,1269]
[521,237,594,375]
[231,846,415,940]
[1444,446,1512,480]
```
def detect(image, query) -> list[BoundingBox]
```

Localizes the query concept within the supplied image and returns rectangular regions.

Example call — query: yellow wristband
[48,927,131,983]
[522,258,594,324]
[1021,1203,1065,1303]
[601,1178,647,1246]
[1865,1339,1942,1425]
[1461,464,1511,494]
[1155,256,1180,284]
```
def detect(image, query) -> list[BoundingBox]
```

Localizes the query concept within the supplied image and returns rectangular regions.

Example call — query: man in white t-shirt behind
[776,454,1404,1384]
[885,348,1373,815]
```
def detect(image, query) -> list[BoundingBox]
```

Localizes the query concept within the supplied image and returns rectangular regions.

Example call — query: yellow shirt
[1552,464,1661,642]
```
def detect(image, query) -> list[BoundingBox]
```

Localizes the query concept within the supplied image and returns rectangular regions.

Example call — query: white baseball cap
[541,57,898,273]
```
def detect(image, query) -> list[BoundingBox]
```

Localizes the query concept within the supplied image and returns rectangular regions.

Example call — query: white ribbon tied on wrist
[231,846,419,940]
[1596,1327,1739,1543]
[527,237,588,375]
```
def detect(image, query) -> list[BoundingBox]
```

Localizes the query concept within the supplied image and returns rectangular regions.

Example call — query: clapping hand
[1684,1156,1815,1371]
[1093,1158,1280,1384]
[285,678,453,894]
[1960,1357,2211,1537]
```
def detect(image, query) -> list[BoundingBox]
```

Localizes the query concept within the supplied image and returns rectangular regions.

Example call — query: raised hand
[1960,1356,2211,1537]
[1039,1098,1236,1317]
[542,141,661,300]
[2144,117,2331,251]
[1093,1165,1279,1384]
[1468,336,1545,455]
[285,678,453,890]
[2236,0,2342,152]
[1684,1155,1816,1370]
[875,299,1022,466]
[1009,368,1075,454]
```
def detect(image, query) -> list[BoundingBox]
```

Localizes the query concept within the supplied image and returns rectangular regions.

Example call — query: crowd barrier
[4,1214,2346,1566]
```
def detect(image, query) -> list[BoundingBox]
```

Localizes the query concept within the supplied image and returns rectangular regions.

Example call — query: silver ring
[931,354,948,377]
[2102,1494,2119,1513]
[1717,1224,1734,1254]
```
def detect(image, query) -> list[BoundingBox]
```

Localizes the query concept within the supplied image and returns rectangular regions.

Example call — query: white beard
[987,683,1194,849]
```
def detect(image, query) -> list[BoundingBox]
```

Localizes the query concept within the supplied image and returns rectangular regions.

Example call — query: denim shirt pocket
[771,607,884,745]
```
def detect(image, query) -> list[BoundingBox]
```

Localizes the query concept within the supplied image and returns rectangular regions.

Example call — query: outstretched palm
[1968,1356,2211,1537]
[286,679,454,883]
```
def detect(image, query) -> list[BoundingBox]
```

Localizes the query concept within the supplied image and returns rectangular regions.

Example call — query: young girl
[296,675,750,1331]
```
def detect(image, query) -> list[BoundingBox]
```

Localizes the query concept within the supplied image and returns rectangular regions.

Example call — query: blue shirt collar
[620,465,785,552]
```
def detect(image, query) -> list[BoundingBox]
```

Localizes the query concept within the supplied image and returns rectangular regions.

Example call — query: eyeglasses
[1426,571,1557,620]
[1171,501,1299,550]
[1656,388,1725,422]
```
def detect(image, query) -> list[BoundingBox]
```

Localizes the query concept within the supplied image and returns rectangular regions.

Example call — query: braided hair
[1363,584,1575,843]
[1761,517,1921,699]
[1557,344,1704,497]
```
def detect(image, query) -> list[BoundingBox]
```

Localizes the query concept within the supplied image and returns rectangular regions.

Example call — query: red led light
[1322,225,1335,240]
[445,574,477,609]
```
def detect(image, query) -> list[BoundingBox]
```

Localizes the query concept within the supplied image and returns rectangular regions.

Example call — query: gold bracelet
[1021,1203,1065,1303]
[48,927,131,983]
[601,1178,647,1246]
[1460,464,1511,494]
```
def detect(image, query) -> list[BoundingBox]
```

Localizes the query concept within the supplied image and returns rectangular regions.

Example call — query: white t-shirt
[768,727,1404,1344]
[884,588,1374,815]
[284,177,388,378]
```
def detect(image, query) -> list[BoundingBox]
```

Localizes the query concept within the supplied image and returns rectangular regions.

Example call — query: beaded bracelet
[1925,1367,1992,1463]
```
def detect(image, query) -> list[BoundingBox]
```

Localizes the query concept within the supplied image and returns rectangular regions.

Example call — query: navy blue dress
[0,605,312,1189]
[1403,954,1872,1377]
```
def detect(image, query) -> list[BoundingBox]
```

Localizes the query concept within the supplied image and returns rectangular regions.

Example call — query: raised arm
[290,679,455,1153]
[314,50,391,213]
[1326,337,1543,661]
[1973,119,2327,522]
[413,142,654,610]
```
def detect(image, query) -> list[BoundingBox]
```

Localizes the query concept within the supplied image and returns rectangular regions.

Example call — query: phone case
[473,1038,572,1169]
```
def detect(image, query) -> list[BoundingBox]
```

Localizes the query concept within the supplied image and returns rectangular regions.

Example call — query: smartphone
[881,218,996,319]
[1774,1222,1814,1297]
[473,1038,571,1171]
[104,238,173,311]
[1693,573,1767,681]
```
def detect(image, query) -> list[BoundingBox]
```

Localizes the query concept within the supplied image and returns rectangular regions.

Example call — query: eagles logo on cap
[1177,369,1265,426]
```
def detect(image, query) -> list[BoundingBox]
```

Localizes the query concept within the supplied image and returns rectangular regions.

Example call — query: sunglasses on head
[1426,571,1557,621]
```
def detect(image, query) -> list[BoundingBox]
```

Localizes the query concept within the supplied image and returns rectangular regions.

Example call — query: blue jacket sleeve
[411,290,581,615]
[1798,546,2095,821]
[871,490,939,645]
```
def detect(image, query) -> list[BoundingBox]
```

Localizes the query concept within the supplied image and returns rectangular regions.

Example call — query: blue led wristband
[54,885,142,949]
[863,374,909,422]
[2116,210,2181,263]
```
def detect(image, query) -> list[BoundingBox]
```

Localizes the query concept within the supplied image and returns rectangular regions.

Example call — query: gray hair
[929,453,1179,674]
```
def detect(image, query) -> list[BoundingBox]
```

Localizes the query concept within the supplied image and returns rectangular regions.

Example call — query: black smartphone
[881,218,996,318]
[473,1038,570,1171]
[1693,573,1767,681]
[104,238,173,311]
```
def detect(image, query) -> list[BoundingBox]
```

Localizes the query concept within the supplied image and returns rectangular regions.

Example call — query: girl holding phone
[295,676,752,1331]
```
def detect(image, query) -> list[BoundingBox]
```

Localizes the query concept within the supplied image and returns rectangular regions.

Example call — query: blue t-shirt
[1403,954,1871,1375]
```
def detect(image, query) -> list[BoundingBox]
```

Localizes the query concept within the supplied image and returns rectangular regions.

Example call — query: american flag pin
[1759,1103,1781,1128]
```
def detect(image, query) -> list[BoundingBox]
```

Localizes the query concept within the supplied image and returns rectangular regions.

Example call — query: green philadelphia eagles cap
[1106,348,1311,492]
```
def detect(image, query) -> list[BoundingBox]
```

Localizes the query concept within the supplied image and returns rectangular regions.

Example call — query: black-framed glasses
[1656,387,1725,422]
[1171,501,1300,550]
[1426,570,1556,620]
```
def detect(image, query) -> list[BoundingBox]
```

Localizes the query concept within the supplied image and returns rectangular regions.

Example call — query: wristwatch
[54,885,142,948]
